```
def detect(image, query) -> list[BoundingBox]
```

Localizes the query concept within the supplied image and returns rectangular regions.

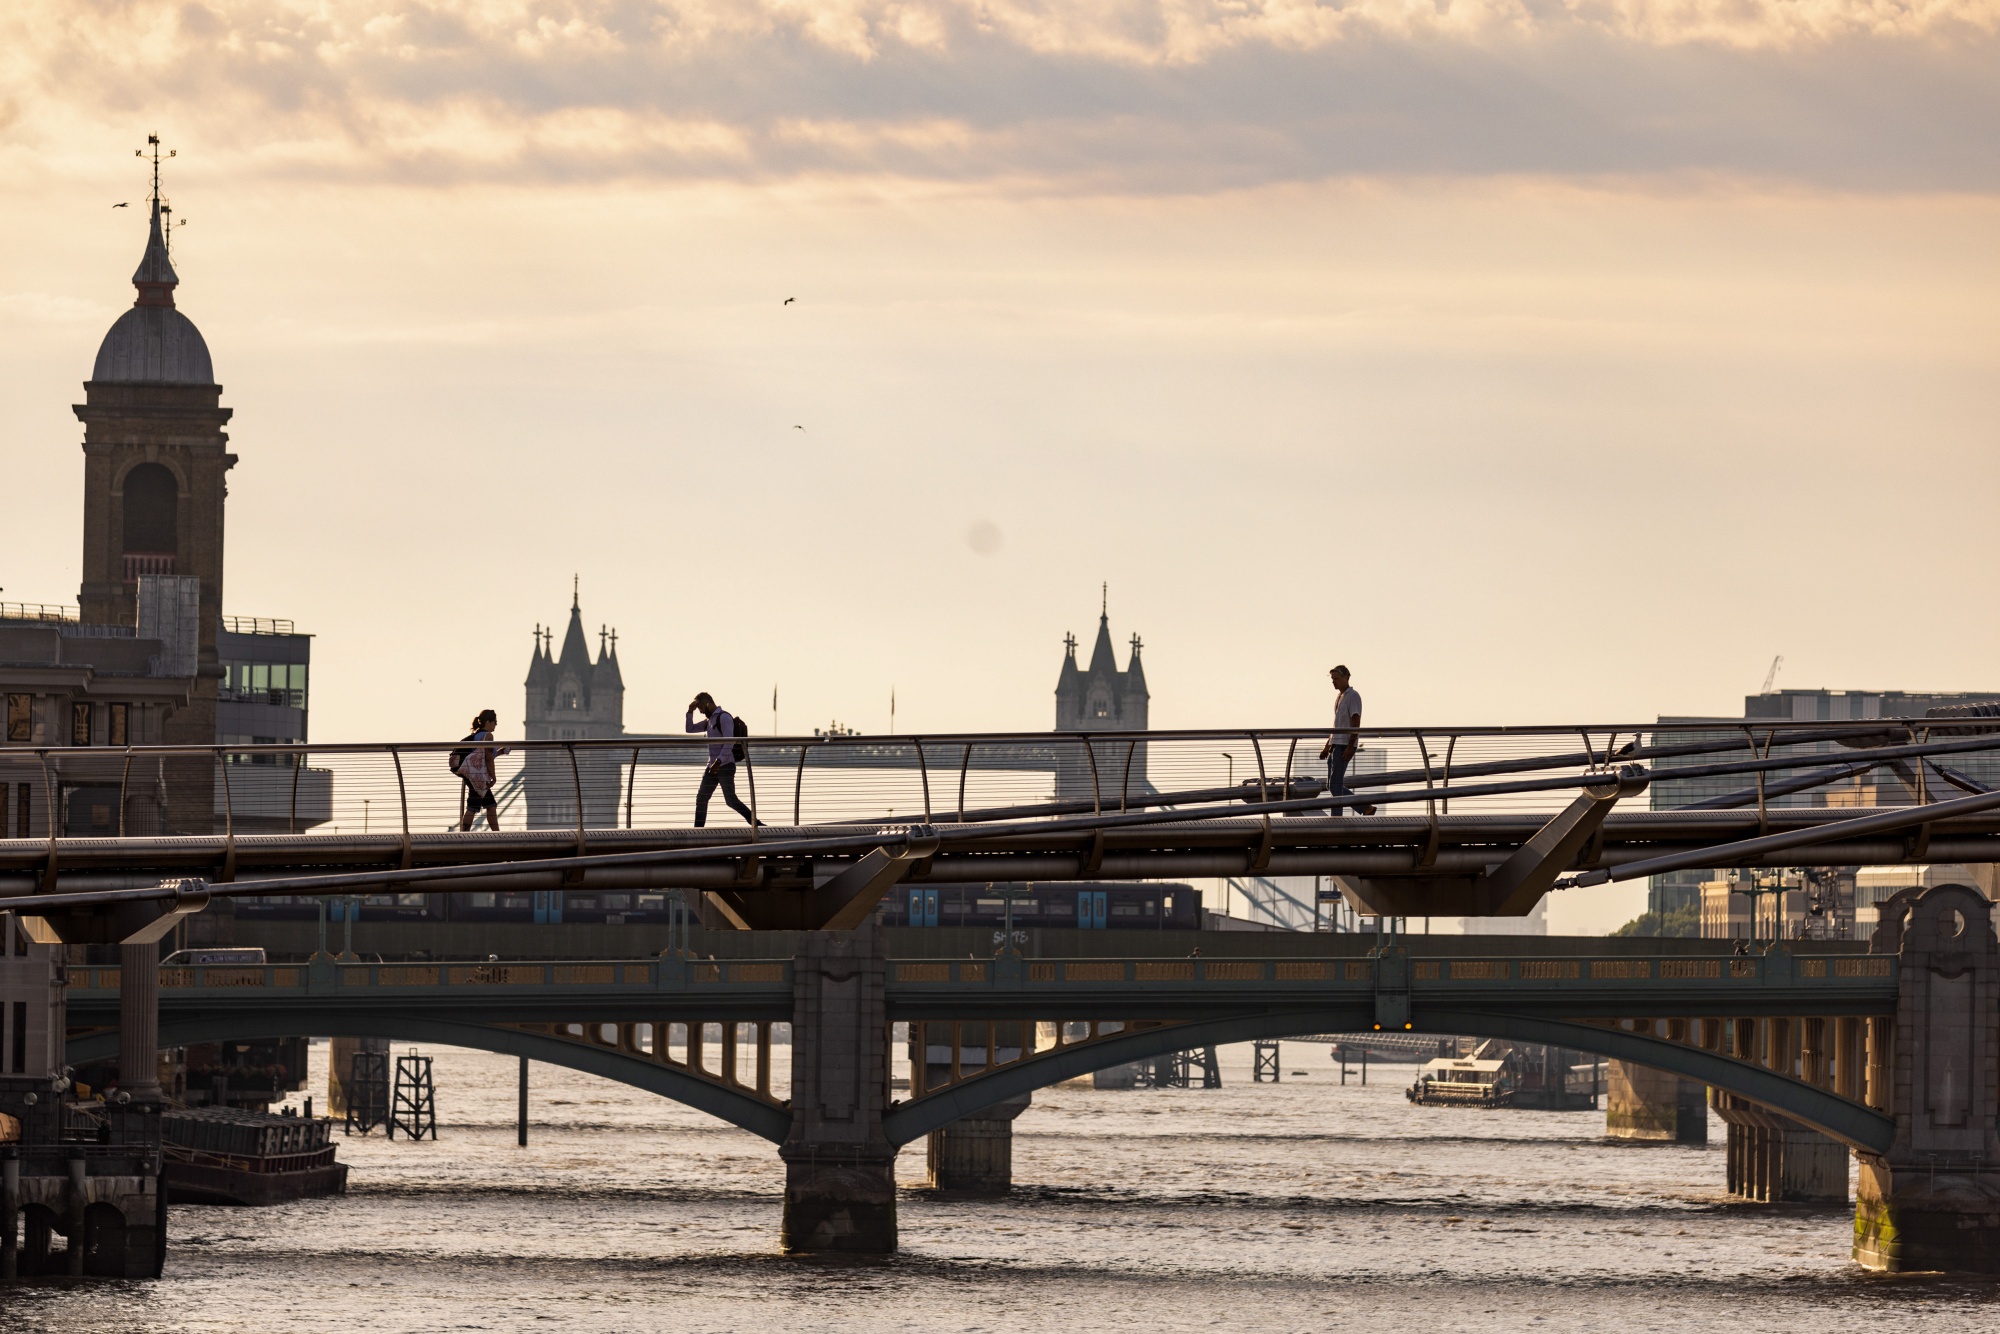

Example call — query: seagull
[783,297,795,305]
[113,202,128,208]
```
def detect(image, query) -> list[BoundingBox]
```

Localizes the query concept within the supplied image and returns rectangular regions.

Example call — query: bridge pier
[1604,1061,1707,1144]
[925,1094,1029,1194]
[1713,1096,1846,1202]
[779,927,898,1254]
[1853,883,2000,1273]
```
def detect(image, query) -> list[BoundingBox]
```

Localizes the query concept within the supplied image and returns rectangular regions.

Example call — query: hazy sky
[3,2,1998,926]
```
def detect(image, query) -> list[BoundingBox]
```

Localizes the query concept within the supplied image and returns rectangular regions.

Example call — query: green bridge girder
[64,951,1899,1153]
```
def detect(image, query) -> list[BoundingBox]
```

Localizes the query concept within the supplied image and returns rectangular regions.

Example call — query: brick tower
[73,145,233,831]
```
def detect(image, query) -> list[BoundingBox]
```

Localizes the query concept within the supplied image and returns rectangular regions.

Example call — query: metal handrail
[0,716,1953,762]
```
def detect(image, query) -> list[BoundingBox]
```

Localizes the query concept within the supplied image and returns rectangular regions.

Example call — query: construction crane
[1761,655,1783,695]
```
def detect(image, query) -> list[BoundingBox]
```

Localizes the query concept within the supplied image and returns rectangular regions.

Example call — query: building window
[220,661,309,708]
[108,703,129,746]
[5,694,29,744]
[71,702,94,746]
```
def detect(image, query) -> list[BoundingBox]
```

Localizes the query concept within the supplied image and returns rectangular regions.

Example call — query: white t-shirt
[1332,687,1363,748]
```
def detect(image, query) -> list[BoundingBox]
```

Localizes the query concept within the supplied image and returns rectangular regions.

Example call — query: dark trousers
[695,761,757,827]
[1327,749,1352,816]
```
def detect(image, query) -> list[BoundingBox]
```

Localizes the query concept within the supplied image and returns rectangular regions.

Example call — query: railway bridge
[50,882,2000,1272]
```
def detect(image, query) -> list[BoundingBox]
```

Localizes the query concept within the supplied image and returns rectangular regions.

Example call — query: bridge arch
[67,1014,792,1144]
[879,1007,1895,1154]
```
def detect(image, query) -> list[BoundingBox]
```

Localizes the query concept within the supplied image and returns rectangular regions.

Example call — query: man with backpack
[686,692,762,828]
[452,708,507,831]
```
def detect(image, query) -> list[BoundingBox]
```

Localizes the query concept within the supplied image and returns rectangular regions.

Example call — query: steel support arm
[1477,769,1643,915]
[812,826,942,930]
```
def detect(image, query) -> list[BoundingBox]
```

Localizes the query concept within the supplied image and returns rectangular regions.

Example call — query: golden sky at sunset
[3,1,1997,777]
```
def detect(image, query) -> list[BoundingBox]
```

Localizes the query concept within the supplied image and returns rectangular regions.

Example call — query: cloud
[5,0,1999,190]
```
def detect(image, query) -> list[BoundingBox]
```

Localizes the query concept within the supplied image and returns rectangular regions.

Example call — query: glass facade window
[70,702,92,746]
[220,660,309,706]
[108,703,129,746]
[5,694,29,744]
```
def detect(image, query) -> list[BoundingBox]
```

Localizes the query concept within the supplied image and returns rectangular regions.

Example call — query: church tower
[74,142,233,752]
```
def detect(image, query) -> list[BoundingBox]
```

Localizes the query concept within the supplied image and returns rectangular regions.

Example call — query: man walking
[454,708,506,831]
[686,692,762,828]
[1318,666,1375,816]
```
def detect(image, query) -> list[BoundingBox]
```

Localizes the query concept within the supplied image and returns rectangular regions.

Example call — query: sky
[3,1,1999,929]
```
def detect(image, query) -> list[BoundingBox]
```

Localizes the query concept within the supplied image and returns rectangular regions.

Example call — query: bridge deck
[12,806,2000,894]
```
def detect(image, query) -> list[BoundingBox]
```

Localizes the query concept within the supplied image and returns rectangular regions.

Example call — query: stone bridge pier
[1854,883,2000,1272]
[779,928,898,1253]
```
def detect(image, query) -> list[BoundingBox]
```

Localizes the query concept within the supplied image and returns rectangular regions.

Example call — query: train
[230,881,1202,929]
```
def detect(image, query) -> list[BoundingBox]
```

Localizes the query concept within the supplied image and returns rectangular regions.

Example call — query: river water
[6,1041,1996,1332]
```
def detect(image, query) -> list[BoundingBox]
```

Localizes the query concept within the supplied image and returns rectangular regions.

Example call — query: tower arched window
[122,463,178,558]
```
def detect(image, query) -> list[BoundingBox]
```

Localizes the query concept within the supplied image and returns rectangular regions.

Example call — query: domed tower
[74,144,234,756]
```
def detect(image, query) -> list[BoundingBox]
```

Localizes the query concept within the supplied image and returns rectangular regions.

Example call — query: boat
[1406,1056,1518,1108]
[161,1106,348,1206]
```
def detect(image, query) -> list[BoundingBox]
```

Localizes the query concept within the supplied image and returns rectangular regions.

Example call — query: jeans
[695,761,758,827]
[1327,748,1352,816]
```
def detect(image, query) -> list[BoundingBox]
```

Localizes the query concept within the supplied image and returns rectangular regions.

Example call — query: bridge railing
[6,716,1994,843]
[61,951,1897,1001]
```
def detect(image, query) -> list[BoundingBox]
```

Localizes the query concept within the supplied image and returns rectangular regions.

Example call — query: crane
[1761,655,1783,695]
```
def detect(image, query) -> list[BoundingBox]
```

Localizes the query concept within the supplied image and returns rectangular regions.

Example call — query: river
[6,1041,1995,1332]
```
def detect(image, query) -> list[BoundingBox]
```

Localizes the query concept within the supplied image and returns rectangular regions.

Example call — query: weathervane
[135,134,185,256]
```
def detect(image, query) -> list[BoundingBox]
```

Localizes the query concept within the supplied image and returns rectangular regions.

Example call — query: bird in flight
[112,202,128,208]
[793,425,804,430]
[783,297,795,305]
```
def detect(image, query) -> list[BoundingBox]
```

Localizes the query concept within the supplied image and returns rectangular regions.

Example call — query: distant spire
[572,574,579,611]
[1101,581,1108,618]
[131,134,179,308]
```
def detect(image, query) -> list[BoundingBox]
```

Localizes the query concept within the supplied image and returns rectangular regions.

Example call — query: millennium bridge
[6,719,2000,1274]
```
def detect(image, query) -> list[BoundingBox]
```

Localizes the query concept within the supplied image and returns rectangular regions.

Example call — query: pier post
[1,1148,18,1282]
[64,1152,86,1277]
[1604,1061,1707,1144]
[118,940,163,1102]
[780,927,897,1254]
[1853,883,2000,1273]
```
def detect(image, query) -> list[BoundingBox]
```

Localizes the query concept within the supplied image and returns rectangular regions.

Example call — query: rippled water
[6,1041,1997,1332]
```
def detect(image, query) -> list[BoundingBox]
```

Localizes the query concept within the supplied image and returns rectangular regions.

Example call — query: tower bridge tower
[522,583,624,828]
[1053,588,1149,801]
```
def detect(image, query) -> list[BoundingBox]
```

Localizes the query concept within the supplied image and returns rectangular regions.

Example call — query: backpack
[731,715,749,763]
[448,732,475,776]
